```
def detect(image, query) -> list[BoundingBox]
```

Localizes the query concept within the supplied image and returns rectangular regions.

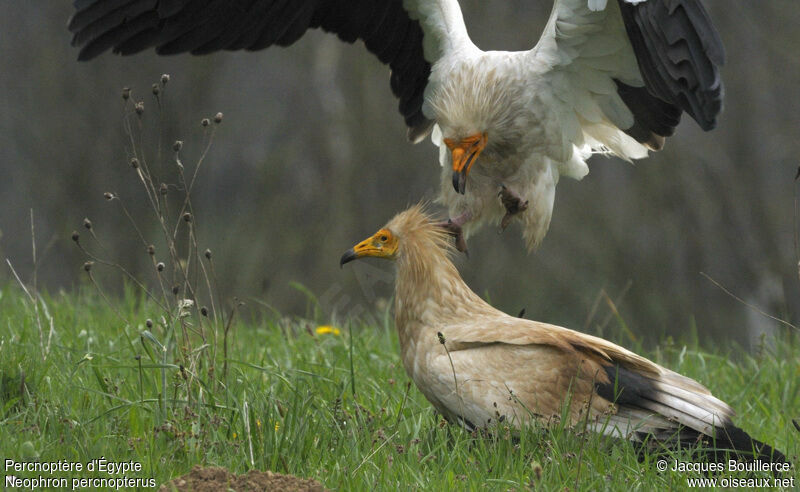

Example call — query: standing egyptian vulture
[340,206,787,463]
[70,0,724,249]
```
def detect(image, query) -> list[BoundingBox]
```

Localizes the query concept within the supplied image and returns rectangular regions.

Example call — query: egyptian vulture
[340,205,786,462]
[69,0,724,249]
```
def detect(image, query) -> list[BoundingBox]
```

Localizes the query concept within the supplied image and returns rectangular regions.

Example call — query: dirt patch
[159,465,325,492]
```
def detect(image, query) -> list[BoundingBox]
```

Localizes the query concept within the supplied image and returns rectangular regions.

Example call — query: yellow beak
[445,132,488,194]
[340,228,398,267]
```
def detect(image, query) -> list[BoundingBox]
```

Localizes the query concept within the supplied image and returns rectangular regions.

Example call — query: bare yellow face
[340,228,399,266]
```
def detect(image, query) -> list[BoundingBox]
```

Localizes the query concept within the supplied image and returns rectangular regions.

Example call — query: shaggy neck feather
[393,226,485,332]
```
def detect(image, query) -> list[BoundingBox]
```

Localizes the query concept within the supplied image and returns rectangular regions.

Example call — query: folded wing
[438,315,785,461]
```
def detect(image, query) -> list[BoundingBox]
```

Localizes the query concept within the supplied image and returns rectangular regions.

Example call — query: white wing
[528,0,724,164]
[403,0,476,61]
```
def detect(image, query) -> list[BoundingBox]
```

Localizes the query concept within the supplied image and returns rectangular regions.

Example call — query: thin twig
[243,398,255,468]
[172,128,216,240]
[74,240,168,312]
[6,260,33,302]
[700,272,799,332]
[86,270,130,325]
[600,281,636,344]
[113,195,150,248]
[598,280,633,337]
[30,210,37,292]
[349,323,357,397]
[574,377,597,490]
[393,381,412,430]
[123,106,160,215]
[437,331,465,427]
[352,430,399,475]
[794,176,800,283]
[43,300,55,357]
[223,301,242,382]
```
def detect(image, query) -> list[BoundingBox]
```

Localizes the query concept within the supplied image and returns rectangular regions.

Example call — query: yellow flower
[315,325,341,335]
[274,421,280,432]
[256,419,262,429]
[232,432,237,439]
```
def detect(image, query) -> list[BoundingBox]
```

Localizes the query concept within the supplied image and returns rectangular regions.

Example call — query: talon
[435,211,472,255]
[436,219,469,255]
[500,213,514,232]
[498,185,528,231]
[456,233,469,257]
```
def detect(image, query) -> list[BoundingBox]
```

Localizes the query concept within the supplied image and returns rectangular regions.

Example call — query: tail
[639,424,788,468]
[595,363,789,467]
[713,424,788,465]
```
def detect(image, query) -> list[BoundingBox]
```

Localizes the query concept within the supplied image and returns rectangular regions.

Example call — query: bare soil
[159,465,325,492]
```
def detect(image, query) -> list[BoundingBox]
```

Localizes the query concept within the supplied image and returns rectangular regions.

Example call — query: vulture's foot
[499,185,529,231]
[436,211,472,255]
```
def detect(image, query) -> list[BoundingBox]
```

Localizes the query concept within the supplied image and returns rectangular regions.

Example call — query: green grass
[0,284,798,490]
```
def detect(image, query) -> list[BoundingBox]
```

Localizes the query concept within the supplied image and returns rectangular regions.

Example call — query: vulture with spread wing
[70,0,724,250]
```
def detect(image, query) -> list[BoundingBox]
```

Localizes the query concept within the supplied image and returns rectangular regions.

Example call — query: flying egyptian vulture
[340,205,787,463]
[69,0,724,250]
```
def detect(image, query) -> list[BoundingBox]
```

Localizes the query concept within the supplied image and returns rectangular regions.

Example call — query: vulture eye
[380,235,388,242]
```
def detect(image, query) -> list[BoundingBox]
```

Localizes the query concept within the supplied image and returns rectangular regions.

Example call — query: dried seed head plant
[72,75,239,409]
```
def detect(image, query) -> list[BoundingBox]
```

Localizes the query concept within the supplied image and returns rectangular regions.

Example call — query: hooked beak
[445,132,488,194]
[340,228,398,268]
[339,249,358,267]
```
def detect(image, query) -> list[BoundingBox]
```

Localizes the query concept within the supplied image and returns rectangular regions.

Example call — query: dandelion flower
[315,325,341,335]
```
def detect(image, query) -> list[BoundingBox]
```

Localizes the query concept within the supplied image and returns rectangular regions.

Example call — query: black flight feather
[617,0,725,134]
[69,0,434,140]
[597,364,788,464]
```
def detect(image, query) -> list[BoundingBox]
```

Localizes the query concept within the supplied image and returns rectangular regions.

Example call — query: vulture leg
[436,211,472,255]
[499,185,529,231]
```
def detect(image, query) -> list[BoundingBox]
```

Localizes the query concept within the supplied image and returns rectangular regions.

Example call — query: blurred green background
[1,1,799,348]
